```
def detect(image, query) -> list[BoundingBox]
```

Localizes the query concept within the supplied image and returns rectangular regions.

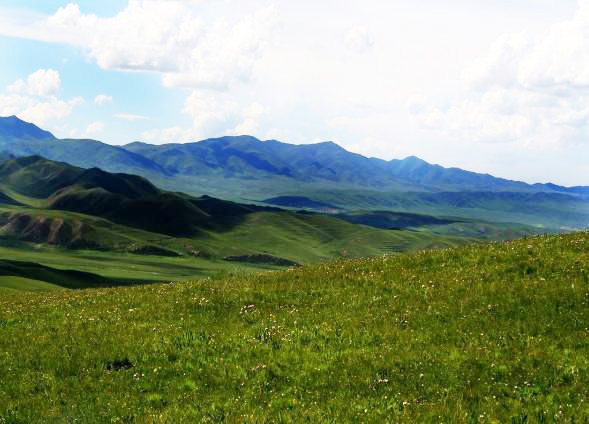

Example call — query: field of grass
[1,232,588,422]
[0,244,286,292]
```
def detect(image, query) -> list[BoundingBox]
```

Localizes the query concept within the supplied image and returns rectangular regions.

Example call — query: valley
[0,154,541,291]
[0,115,584,290]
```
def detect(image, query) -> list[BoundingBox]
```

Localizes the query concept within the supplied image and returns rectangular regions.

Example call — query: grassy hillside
[1,232,588,422]
[0,259,138,291]
[0,244,281,292]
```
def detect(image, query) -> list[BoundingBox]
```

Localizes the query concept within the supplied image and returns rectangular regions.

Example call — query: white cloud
[85,121,105,136]
[115,113,150,121]
[414,0,589,147]
[0,69,83,127]
[26,69,61,97]
[7,79,26,94]
[94,94,112,105]
[0,93,83,127]
[5,69,61,97]
[184,91,266,138]
[344,26,374,52]
[141,126,193,144]
[15,1,274,91]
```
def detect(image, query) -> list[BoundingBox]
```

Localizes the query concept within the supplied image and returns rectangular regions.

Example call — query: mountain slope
[0,156,265,237]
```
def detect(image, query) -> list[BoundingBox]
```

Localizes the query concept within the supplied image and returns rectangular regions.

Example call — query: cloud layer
[36,1,274,91]
[414,0,589,148]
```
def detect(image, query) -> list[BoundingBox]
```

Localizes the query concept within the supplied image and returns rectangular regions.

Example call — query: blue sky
[0,0,588,185]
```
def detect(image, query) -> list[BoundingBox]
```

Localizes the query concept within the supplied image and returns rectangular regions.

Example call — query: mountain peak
[311,140,348,152]
[403,155,427,164]
[0,115,56,141]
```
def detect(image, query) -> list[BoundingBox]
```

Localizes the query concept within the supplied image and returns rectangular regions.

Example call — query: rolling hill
[1,231,588,421]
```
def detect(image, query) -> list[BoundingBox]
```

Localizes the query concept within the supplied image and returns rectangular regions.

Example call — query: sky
[0,0,588,185]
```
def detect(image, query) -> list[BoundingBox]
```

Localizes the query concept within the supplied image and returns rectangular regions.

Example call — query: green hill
[1,232,588,421]
[0,156,264,237]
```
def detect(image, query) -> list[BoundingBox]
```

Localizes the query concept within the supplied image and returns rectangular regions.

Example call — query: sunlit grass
[1,232,588,422]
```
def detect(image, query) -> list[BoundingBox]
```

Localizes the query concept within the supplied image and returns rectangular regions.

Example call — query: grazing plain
[1,231,588,422]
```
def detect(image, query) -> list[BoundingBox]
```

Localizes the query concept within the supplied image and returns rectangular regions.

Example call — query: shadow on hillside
[0,259,202,290]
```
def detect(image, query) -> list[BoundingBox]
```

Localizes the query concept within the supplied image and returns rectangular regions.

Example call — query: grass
[1,231,588,422]
[0,276,62,292]
[0,244,284,291]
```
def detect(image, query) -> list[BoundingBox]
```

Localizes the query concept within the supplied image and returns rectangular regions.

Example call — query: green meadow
[1,231,588,422]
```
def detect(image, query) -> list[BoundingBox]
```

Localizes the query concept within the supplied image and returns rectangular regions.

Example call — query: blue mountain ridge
[0,115,586,195]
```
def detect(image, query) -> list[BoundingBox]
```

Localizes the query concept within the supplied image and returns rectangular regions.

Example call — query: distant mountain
[124,136,589,194]
[263,196,340,210]
[386,156,532,191]
[0,115,55,142]
[0,116,167,176]
[0,152,15,162]
[124,137,414,190]
[1,116,586,195]
[0,116,587,229]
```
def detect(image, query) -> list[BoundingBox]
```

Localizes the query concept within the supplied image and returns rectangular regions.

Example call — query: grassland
[1,231,588,422]
[0,244,286,292]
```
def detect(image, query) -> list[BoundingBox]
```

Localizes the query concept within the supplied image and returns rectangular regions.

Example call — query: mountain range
[0,115,588,229]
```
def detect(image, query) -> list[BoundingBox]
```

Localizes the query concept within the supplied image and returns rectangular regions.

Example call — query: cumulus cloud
[0,69,83,127]
[414,0,589,147]
[85,121,105,136]
[141,126,193,144]
[94,94,112,104]
[17,1,274,91]
[26,69,61,97]
[6,69,61,97]
[6,79,26,94]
